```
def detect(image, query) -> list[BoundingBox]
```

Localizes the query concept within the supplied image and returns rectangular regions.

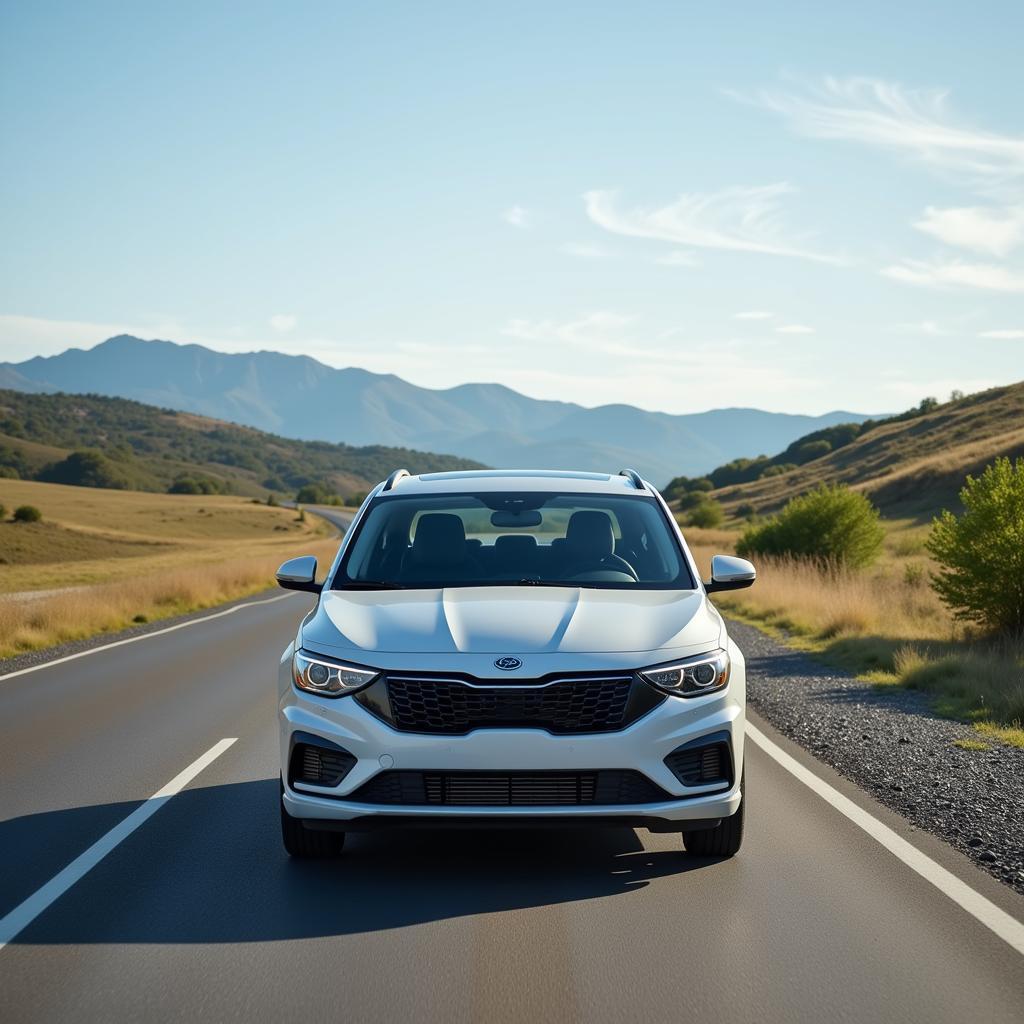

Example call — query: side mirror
[705,554,756,593]
[276,555,322,594]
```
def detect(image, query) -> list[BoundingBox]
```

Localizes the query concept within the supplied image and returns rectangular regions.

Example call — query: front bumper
[279,658,745,830]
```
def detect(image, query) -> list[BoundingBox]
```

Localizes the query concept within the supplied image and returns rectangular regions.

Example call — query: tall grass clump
[927,456,1024,634]
[736,483,884,569]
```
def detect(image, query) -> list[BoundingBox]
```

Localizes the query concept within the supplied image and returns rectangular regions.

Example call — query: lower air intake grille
[663,739,732,788]
[347,770,671,806]
[289,742,357,787]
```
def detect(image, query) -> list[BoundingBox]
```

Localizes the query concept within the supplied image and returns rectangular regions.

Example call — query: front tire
[684,774,744,858]
[280,779,346,858]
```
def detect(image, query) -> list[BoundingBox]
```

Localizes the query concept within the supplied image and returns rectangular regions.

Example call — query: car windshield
[333,491,695,590]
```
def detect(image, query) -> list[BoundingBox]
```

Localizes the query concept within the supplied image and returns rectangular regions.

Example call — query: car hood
[301,586,721,662]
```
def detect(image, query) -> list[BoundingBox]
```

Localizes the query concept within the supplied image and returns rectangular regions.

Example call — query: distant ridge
[0,335,877,484]
[0,388,483,498]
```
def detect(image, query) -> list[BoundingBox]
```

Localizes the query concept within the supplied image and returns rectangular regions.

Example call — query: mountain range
[0,336,875,484]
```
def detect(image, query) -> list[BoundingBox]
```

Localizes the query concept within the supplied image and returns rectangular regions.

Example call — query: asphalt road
[2,544,1023,1020]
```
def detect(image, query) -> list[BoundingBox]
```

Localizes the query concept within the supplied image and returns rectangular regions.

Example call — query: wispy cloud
[734,311,774,320]
[583,185,839,264]
[269,314,297,333]
[735,76,1024,190]
[560,241,612,260]
[502,205,531,228]
[892,319,948,336]
[913,205,1024,256]
[655,249,701,267]
[882,258,1024,292]
[501,311,633,345]
[978,328,1024,339]
[774,324,815,334]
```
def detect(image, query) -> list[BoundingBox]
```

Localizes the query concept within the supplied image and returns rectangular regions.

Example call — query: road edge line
[0,737,238,952]
[746,722,1024,957]
[0,593,295,684]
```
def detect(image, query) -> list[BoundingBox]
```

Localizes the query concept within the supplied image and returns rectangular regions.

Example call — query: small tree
[687,500,724,529]
[927,457,1024,634]
[13,504,42,523]
[736,484,884,568]
[39,449,128,489]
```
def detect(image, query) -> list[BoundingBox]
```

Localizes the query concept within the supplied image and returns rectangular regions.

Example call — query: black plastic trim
[354,671,666,736]
[302,815,726,833]
[663,730,734,789]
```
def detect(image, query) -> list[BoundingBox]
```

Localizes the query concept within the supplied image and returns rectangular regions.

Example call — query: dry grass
[710,382,1024,519]
[0,479,332,592]
[0,479,343,658]
[0,537,339,659]
[710,553,952,643]
[952,738,992,751]
[683,523,1024,743]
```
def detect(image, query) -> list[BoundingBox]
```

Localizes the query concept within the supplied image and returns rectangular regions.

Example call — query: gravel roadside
[729,617,1024,897]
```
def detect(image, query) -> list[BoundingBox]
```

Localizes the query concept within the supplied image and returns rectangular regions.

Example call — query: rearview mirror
[490,509,543,528]
[705,554,756,593]
[276,555,322,594]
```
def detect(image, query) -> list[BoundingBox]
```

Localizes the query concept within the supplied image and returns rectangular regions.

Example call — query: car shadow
[4,779,728,944]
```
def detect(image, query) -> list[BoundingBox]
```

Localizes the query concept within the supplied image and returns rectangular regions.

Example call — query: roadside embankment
[730,617,1024,897]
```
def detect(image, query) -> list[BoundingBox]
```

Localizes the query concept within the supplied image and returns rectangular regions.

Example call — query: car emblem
[494,656,523,671]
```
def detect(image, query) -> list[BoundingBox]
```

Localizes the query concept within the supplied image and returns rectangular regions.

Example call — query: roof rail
[382,468,410,492]
[618,468,645,491]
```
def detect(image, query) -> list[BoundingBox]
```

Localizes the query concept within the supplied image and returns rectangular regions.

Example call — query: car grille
[362,673,661,735]
[346,770,672,806]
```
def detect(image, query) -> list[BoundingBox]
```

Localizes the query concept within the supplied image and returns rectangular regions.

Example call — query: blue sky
[1,1,1022,414]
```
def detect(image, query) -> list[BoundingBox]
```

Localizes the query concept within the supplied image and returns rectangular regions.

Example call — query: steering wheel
[569,556,638,580]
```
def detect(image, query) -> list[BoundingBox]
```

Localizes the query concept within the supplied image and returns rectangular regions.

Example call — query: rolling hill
[0,335,875,483]
[700,382,1024,520]
[0,389,482,499]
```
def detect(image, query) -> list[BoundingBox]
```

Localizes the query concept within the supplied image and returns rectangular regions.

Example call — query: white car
[276,469,755,858]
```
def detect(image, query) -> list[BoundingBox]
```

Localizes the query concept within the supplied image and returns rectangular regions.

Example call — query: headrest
[493,534,538,556]
[411,513,467,566]
[565,510,614,560]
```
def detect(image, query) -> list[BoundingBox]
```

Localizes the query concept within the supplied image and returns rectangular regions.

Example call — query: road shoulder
[731,617,1024,898]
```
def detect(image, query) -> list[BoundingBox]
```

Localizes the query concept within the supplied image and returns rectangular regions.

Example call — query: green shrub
[39,449,128,489]
[0,502,5,519]
[296,483,332,504]
[687,500,724,529]
[13,504,42,523]
[926,457,1024,634]
[168,475,224,495]
[266,493,279,507]
[760,462,797,478]
[736,484,884,568]
[736,502,757,520]
[792,439,832,464]
[675,490,706,510]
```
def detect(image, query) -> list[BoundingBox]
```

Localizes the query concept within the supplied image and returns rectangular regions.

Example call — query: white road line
[746,722,1024,957]
[0,592,296,683]
[0,737,237,952]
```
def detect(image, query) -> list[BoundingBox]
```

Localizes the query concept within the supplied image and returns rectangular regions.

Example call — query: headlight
[292,649,379,697]
[640,649,731,697]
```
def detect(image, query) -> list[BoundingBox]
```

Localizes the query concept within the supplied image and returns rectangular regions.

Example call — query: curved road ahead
[1,522,1022,1021]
